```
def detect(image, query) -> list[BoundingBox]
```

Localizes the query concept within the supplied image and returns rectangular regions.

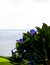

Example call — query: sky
[0,0,50,29]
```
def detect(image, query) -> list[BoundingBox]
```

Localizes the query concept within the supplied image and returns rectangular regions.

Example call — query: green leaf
[16,43,19,48]
[23,32,30,38]
[42,23,48,31]
[35,27,41,34]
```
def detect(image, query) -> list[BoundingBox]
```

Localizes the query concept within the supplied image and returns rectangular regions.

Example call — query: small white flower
[24,50,26,52]
[43,38,45,42]
[45,59,48,61]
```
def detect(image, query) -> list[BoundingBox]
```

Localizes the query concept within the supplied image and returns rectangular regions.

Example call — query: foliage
[9,23,50,65]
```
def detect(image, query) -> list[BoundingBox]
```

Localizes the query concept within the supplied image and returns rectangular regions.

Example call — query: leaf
[23,38,30,43]
[35,27,41,34]
[16,43,19,48]
[23,32,30,38]
[42,23,48,31]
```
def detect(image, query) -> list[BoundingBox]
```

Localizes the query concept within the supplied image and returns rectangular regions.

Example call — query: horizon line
[0,29,31,31]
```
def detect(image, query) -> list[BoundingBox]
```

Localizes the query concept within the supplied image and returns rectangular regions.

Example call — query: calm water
[0,29,29,56]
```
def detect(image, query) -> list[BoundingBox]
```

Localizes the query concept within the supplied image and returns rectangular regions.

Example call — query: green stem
[43,48,48,61]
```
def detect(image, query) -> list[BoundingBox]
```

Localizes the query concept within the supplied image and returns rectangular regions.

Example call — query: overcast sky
[0,0,50,29]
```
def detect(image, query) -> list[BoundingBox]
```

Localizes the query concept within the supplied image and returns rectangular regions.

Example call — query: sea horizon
[0,29,30,57]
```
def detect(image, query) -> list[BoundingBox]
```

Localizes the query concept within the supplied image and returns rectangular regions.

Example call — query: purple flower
[29,56,34,65]
[16,38,23,43]
[16,40,19,42]
[30,29,36,36]
[18,38,23,43]
[29,56,33,61]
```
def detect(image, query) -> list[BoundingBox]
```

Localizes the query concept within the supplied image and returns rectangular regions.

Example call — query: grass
[0,57,13,65]
[0,57,43,65]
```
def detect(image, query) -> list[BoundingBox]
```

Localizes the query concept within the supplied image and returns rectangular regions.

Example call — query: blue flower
[29,56,34,65]
[29,56,33,61]
[30,29,36,36]
[16,40,19,42]
[16,38,23,43]
[18,38,23,43]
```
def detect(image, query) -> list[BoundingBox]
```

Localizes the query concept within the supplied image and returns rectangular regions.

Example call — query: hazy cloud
[0,0,50,29]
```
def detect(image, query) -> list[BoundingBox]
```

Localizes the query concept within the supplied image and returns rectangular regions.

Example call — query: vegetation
[9,23,50,65]
[0,57,13,65]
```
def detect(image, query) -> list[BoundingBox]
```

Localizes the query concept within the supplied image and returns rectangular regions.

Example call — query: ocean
[0,29,29,56]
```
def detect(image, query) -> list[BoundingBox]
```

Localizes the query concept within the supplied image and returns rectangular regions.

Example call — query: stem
[35,49,45,59]
[43,48,48,61]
